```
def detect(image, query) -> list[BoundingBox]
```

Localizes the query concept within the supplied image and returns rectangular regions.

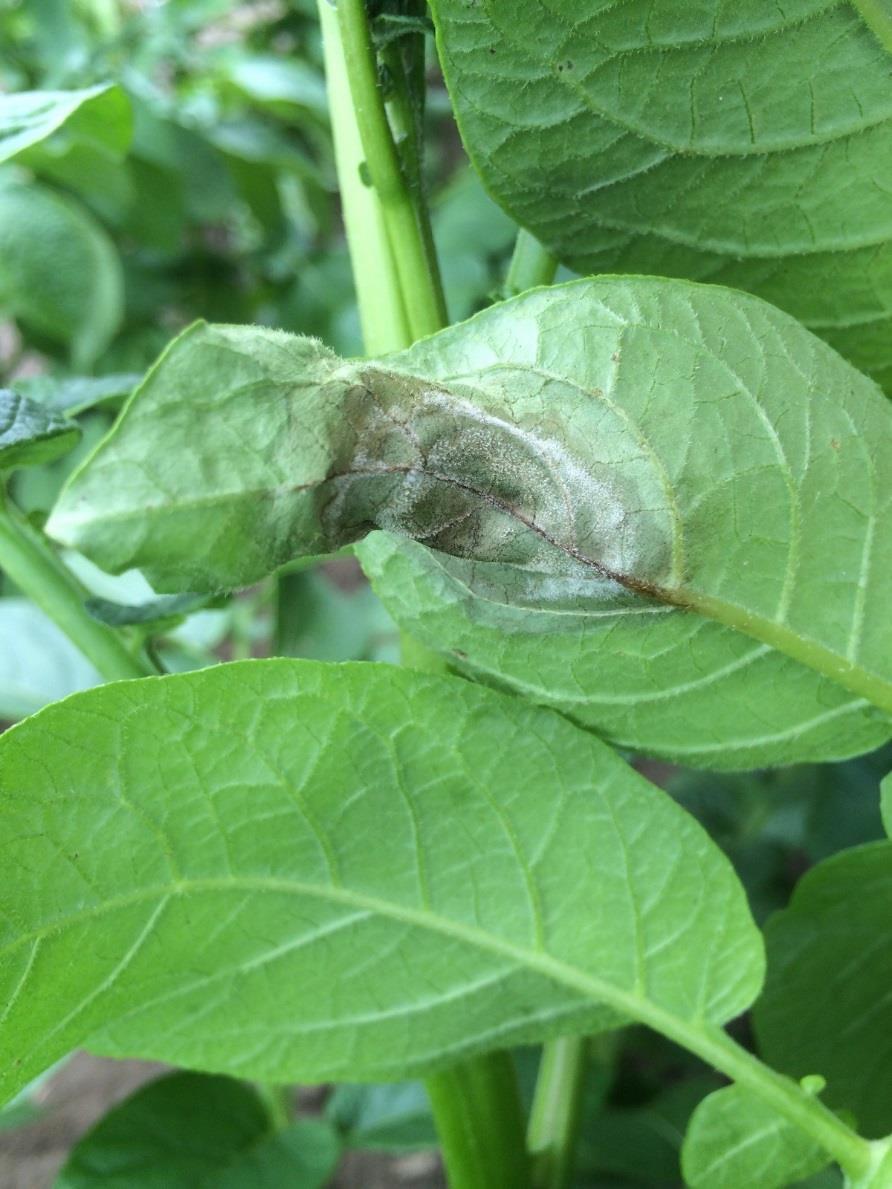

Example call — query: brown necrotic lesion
[315,366,673,607]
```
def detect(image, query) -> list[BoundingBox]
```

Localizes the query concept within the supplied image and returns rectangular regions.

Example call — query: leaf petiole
[0,484,146,682]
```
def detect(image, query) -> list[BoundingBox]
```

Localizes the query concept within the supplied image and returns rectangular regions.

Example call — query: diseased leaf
[0,599,101,720]
[0,85,131,164]
[0,389,80,471]
[754,843,892,1137]
[0,660,762,1102]
[48,279,892,766]
[428,0,892,389]
[681,1083,829,1188]
[0,181,123,367]
[55,1071,339,1189]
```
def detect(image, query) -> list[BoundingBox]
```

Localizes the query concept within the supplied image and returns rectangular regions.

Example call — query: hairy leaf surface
[0,85,130,164]
[754,843,892,1137]
[0,389,80,471]
[429,0,892,389]
[48,278,892,766]
[56,1071,340,1189]
[681,1083,829,1188]
[0,660,761,1103]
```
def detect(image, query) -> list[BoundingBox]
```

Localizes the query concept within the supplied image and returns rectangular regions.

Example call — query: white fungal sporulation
[317,367,673,609]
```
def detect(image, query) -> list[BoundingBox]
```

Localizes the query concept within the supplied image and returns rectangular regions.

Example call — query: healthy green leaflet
[0,660,760,1103]
[429,0,892,390]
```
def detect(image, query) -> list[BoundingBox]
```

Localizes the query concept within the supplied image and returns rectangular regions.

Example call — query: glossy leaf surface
[0,660,761,1103]
[55,1071,339,1189]
[429,0,892,389]
[48,279,892,766]
[754,842,892,1137]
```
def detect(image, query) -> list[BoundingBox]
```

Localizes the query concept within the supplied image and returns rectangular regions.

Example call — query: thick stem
[334,0,447,341]
[504,229,558,297]
[527,1036,587,1189]
[675,1021,873,1180]
[320,8,530,1185]
[0,486,147,682]
[426,1051,531,1189]
[318,0,409,355]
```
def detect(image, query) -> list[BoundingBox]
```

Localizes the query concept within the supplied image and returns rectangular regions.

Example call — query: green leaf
[0,85,131,164]
[754,842,892,1137]
[14,373,140,416]
[275,569,398,663]
[222,56,329,121]
[85,592,209,629]
[55,1071,340,1189]
[882,774,892,839]
[325,1082,437,1152]
[48,278,892,767]
[0,181,123,367]
[428,0,892,390]
[0,660,762,1102]
[0,389,80,471]
[681,1083,830,1188]
[0,598,101,720]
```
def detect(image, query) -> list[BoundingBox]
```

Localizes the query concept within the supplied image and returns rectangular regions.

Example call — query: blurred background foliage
[0,3,888,1186]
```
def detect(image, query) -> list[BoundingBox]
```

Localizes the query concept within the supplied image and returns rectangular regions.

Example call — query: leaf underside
[48,277,892,767]
[429,0,892,391]
[0,660,762,1104]
[681,1083,829,1189]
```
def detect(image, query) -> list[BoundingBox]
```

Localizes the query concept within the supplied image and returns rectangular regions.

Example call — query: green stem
[334,0,447,341]
[527,1036,587,1189]
[318,0,409,355]
[677,1021,872,1180]
[254,1082,292,1131]
[426,1051,531,1189]
[850,0,892,52]
[0,486,147,682]
[320,7,530,1185]
[504,228,558,297]
[850,1140,892,1188]
[379,27,444,326]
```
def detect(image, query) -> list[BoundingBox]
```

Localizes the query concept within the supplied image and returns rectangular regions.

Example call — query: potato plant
[0,2,891,1187]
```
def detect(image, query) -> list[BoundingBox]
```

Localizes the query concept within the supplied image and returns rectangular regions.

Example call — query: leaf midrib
[51,452,892,716]
[0,872,727,1077]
